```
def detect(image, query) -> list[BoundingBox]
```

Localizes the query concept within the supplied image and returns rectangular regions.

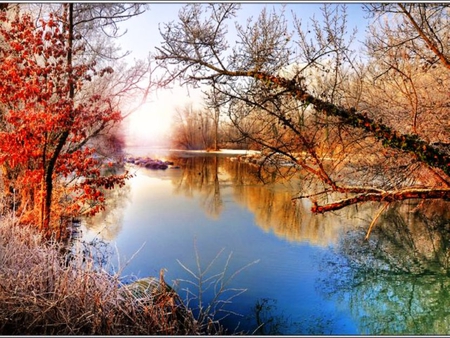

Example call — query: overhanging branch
[310,187,450,213]
[238,70,450,177]
[157,58,450,176]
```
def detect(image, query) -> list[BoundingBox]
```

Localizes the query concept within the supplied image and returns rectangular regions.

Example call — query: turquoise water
[83,151,450,335]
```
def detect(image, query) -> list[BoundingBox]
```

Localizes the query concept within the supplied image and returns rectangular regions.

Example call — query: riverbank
[122,146,304,167]
[0,216,223,335]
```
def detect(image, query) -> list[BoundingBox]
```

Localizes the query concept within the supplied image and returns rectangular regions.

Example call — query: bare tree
[171,104,215,150]
[153,3,450,219]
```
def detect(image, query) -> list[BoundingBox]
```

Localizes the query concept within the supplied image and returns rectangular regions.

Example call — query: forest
[1,3,449,237]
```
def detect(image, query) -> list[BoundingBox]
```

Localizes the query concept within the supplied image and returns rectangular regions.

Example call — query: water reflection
[83,154,362,334]
[172,156,223,219]
[320,200,450,334]
[171,156,371,246]
[83,176,131,241]
[114,154,364,247]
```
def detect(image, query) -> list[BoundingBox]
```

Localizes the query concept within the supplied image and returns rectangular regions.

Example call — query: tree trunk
[214,107,219,151]
[42,4,74,233]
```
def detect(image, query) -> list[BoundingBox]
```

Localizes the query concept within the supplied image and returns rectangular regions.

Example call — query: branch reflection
[319,200,450,334]
[171,155,223,219]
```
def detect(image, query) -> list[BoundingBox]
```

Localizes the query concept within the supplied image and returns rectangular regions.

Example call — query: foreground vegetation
[0,215,229,335]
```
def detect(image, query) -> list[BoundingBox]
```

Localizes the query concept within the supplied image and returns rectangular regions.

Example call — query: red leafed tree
[0,5,130,238]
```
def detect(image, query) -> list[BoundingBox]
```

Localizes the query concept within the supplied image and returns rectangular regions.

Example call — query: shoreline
[123,145,261,158]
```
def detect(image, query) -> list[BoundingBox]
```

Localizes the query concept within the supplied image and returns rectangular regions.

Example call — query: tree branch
[397,3,450,70]
[173,65,450,176]
[311,187,450,213]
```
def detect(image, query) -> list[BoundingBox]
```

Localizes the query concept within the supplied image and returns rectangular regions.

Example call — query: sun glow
[125,87,204,147]
[126,102,172,142]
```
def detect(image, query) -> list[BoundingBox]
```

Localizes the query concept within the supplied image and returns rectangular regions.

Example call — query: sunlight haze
[118,3,368,146]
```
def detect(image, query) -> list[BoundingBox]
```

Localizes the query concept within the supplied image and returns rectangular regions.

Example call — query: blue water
[84,151,450,335]
[83,155,361,334]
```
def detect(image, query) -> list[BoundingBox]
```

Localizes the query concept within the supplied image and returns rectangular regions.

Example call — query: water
[82,148,450,335]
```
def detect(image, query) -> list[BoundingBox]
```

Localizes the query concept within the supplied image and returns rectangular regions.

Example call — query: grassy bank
[0,216,223,335]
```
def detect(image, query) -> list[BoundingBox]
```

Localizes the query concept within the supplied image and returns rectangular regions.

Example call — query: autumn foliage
[0,7,130,238]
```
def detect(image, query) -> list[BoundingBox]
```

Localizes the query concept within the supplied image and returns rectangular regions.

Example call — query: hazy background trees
[170,104,217,150]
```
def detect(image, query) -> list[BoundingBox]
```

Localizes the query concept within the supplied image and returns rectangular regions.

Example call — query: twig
[365,202,389,240]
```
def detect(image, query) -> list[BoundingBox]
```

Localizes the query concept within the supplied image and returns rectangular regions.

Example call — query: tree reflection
[222,158,365,246]
[319,200,450,334]
[171,155,370,246]
[247,297,335,335]
[83,165,131,241]
[172,156,223,219]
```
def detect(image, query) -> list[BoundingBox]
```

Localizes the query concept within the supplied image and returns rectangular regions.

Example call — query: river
[79,146,450,335]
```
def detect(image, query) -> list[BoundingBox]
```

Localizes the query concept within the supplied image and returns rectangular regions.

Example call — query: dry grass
[0,215,207,335]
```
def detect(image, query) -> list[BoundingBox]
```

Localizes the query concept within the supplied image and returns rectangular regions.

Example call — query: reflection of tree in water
[248,298,335,335]
[172,156,223,219]
[84,165,132,241]
[171,156,376,246]
[222,158,363,246]
[319,200,450,334]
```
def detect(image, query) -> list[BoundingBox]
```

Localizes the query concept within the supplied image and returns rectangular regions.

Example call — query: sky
[117,3,370,147]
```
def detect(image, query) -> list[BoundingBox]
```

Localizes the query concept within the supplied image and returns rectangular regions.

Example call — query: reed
[0,215,199,335]
[176,243,260,334]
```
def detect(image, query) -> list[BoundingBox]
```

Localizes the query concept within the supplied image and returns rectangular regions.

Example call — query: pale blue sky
[119,3,369,60]
[118,3,370,145]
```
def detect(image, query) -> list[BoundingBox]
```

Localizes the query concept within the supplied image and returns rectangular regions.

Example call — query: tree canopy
[0,4,148,238]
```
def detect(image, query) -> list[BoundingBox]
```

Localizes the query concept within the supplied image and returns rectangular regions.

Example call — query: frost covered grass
[0,215,203,335]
